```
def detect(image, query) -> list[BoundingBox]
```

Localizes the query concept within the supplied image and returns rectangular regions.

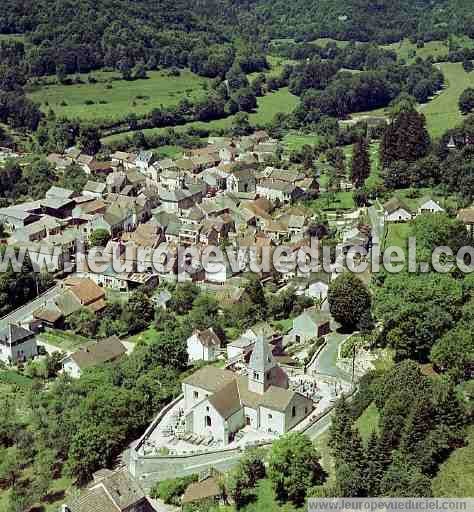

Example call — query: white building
[383,198,413,222]
[0,324,37,365]
[62,336,127,379]
[417,197,444,215]
[187,328,222,363]
[182,336,313,445]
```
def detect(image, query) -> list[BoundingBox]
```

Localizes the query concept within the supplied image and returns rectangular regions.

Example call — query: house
[383,198,413,222]
[257,180,304,203]
[226,168,256,194]
[182,336,313,445]
[45,187,76,203]
[0,206,41,232]
[0,324,37,365]
[62,336,127,378]
[226,321,278,360]
[33,277,106,327]
[83,180,107,199]
[159,186,203,212]
[47,153,73,170]
[417,197,445,215]
[290,307,332,343]
[63,467,154,512]
[106,171,128,194]
[76,154,95,174]
[135,151,156,173]
[40,196,76,219]
[111,151,137,170]
[187,328,222,362]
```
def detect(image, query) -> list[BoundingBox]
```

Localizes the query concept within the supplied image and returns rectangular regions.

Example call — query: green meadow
[421,62,474,138]
[102,87,299,144]
[28,70,210,122]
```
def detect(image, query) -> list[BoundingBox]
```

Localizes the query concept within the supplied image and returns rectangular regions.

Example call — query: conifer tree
[351,137,371,189]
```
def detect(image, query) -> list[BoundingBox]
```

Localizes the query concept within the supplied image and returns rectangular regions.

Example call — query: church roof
[182,366,235,392]
[208,380,241,419]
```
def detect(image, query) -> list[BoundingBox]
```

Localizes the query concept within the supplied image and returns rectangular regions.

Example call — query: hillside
[0,0,472,81]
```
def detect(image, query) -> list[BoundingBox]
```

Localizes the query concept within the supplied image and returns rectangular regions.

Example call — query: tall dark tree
[351,137,371,189]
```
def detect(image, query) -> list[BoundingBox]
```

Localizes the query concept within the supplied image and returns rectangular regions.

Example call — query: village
[0,129,469,512]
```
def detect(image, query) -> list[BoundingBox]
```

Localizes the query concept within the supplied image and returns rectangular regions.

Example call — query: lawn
[311,38,351,48]
[128,325,159,345]
[283,133,320,152]
[38,329,91,352]
[421,62,474,138]
[308,191,355,212]
[383,222,412,251]
[103,87,298,144]
[221,479,299,512]
[432,426,474,497]
[0,475,75,512]
[28,70,210,122]
[152,145,184,158]
[356,402,380,443]
[0,369,33,387]
[248,88,299,125]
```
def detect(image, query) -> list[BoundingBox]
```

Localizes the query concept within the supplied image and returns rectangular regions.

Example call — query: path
[0,285,61,330]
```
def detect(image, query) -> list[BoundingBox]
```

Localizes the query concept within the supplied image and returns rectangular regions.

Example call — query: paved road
[0,285,61,330]
[310,332,352,382]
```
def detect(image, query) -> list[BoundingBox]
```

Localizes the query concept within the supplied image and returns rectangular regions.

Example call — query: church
[182,336,314,445]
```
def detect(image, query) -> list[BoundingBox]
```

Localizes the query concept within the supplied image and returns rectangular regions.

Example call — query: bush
[150,474,198,505]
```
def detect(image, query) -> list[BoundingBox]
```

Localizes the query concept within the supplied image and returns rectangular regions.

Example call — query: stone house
[290,307,332,343]
[187,328,222,362]
[63,467,153,512]
[62,336,127,379]
[0,324,37,365]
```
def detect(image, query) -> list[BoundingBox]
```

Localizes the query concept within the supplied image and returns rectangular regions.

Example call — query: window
[206,406,209,411]
[292,406,296,418]
[205,415,212,427]
[193,391,199,399]
[268,413,272,419]
[253,372,259,380]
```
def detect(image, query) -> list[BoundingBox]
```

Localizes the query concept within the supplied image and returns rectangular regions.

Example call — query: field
[432,426,474,497]
[421,62,474,137]
[103,87,299,144]
[28,70,210,122]
[283,133,320,152]
[383,36,474,64]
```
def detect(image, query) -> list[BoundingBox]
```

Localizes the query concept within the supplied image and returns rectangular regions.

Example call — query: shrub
[150,474,199,505]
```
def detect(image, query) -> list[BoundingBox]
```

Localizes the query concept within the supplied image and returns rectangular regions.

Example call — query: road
[0,285,61,330]
[368,204,385,248]
[310,332,352,382]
